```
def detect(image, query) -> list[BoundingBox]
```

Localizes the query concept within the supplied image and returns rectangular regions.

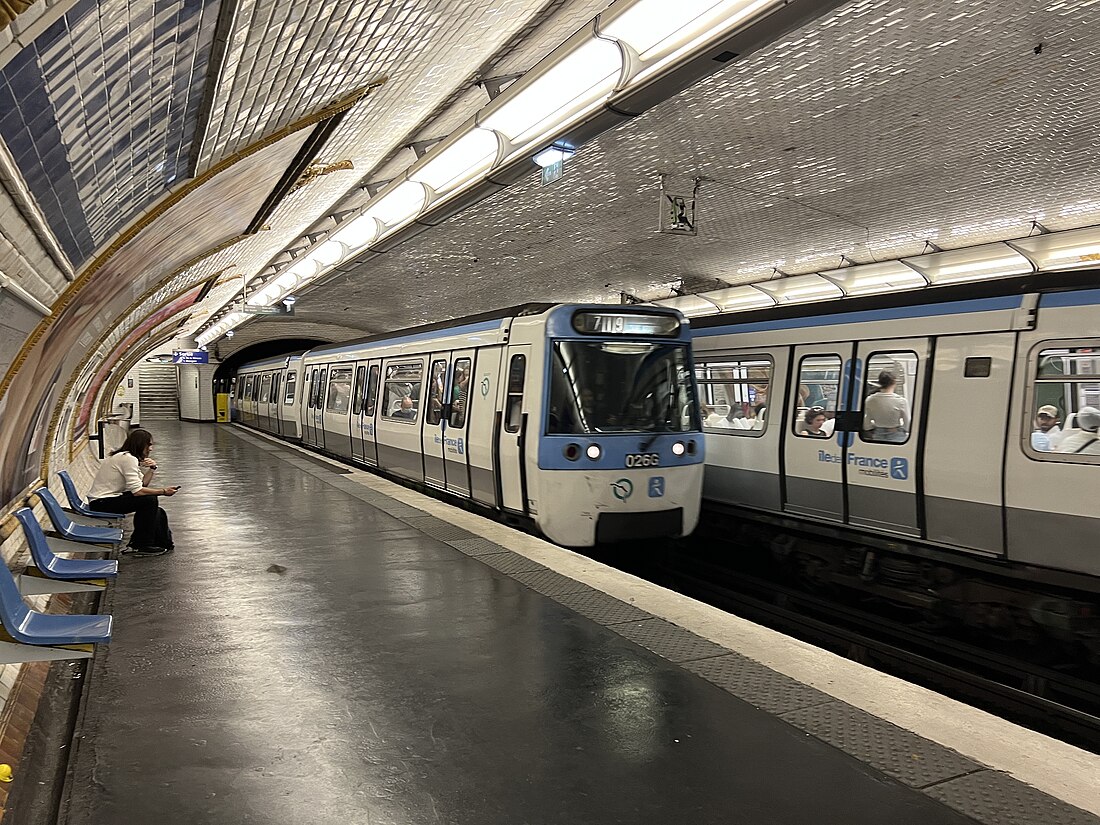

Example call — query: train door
[322,363,353,457]
[782,345,850,522]
[468,347,503,506]
[444,351,475,496]
[362,362,381,466]
[302,368,318,446]
[421,355,450,488]
[496,345,530,513]
[257,374,270,429]
[350,364,368,462]
[846,339,928,537]
[304,367,327,448]
[271,373,282,435]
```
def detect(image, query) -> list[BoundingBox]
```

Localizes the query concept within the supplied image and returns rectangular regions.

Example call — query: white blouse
[87,452,144,500]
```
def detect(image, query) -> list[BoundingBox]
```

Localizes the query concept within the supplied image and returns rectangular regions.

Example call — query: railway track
[612,545,1100,753]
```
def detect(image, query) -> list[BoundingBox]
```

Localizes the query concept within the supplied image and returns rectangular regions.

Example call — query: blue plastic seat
[57,471,119,520]
[0,547,112,646]
[33,488,122,544]
[13,509,118,581]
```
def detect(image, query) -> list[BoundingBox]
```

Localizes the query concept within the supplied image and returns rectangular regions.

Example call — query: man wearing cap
[1056,407,1100,455]
[1032,405,1063,451]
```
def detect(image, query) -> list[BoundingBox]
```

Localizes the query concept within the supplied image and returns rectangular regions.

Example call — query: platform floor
[57,422,1095,825]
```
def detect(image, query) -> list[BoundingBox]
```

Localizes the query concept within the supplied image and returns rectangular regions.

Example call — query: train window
[859,352,918,445]
[326,367,353,415]
[793,355,841,439]
[307,369,318,409]
[694,356,771,436]
[546,343,695,434]
[1026,344,1100,460]
[505,355,525,433]
[365,365,380,416]
[450,358,472,429]
[251,375,261,402]
[352,366,366,416]
[271,374,280,405]
[259,374,271,403]
[426,360,448,426]
[964,357,992,378]
[316,369,328,411]
[284,373,296,405]
[243,375,253,400]
[382,361,423,423]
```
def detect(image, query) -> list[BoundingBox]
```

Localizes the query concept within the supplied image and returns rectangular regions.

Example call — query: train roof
[306,303,556,356]
[237,352,304,370]
[688,269,1100,333]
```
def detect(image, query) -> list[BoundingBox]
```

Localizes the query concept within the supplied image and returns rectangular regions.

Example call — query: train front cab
[526,306,704,547]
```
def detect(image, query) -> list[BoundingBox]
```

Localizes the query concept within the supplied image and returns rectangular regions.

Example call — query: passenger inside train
[1032,404,1064,451]
[862,370,910,443]
[1056,406,1100,455]
[798,407,829,438]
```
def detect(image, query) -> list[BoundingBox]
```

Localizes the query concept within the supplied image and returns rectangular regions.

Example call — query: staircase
[139,363,178,420]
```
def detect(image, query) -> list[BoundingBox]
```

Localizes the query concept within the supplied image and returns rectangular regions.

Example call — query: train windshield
[547,341,697,434]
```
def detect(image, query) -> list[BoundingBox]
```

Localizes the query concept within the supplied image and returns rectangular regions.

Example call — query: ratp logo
[890,457,909,480]
[610,478,634,501]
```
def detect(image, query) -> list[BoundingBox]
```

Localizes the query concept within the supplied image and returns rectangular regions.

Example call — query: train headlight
[586,444,602,460]
[672,441,686,456]
[564,443,581,461]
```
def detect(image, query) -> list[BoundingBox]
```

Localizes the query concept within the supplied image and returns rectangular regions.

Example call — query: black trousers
[89,492,172,549]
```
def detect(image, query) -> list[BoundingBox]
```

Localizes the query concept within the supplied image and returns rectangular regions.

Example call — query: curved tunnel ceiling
[1,0,1099,503]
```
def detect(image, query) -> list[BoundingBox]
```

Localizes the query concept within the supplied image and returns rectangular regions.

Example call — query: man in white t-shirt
[1033,405,1063,451]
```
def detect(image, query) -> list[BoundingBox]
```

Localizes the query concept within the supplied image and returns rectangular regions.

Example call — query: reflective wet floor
[62,421,975,825]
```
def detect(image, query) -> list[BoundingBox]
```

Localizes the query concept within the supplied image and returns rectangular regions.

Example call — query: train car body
[235,354,304,438]
[690,276,1100,588]
[236,304,703,547]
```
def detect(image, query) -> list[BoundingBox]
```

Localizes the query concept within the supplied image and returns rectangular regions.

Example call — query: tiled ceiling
[272,0,1100,335]
[0,0,221,266]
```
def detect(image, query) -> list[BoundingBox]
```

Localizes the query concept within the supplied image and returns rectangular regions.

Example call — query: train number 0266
[625,453,660,468]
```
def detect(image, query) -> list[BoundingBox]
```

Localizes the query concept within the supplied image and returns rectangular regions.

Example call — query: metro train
[690,272,1100,655]
[234,304,704,546]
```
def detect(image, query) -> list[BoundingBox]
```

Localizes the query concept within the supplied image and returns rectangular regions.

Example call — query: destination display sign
[571,311,680,337]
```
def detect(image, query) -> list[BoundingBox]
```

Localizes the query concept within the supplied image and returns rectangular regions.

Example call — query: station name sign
[243,304,294,316]
[172,350,208,364]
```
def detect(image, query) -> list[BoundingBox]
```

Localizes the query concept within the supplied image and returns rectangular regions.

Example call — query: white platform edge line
[229,425,1100,816]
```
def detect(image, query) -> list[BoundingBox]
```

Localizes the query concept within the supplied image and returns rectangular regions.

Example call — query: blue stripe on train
[690,295,1023,338]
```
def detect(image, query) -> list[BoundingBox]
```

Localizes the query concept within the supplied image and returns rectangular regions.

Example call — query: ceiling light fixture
[480,34,622,148]
[601,0,780,86]
[1007,225,1100,271]
[410,129,501,195]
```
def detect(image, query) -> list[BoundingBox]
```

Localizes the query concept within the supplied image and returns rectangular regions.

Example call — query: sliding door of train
[468,347,502,505]
[351,362,380,465]
[443,350,475,496]
[783,346,848,521]
[422,355,450,488]
[495,345,530,514]
[322,363,354,458]
[846,340,927,537]
[303,367,327,449]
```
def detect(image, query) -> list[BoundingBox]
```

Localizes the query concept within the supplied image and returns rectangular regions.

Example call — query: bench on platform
[32,488,123,545]
[0,534,112,663]
[13,508,118,583]
[57,471,123,526]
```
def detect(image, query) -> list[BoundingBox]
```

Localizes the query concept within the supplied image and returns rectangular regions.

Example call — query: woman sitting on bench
[86,428,179,556]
